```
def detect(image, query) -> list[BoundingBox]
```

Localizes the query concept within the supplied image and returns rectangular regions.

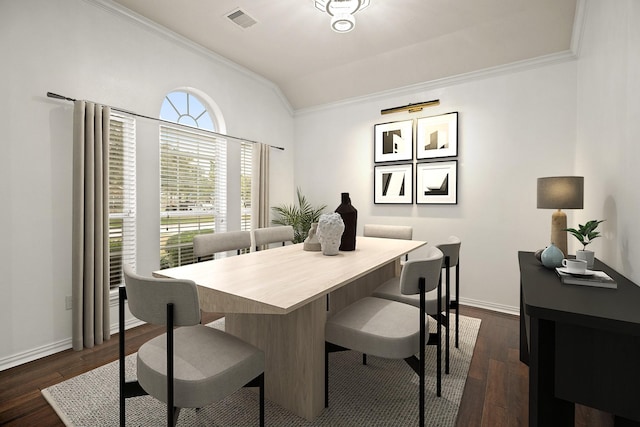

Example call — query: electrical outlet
[65,296,72,310]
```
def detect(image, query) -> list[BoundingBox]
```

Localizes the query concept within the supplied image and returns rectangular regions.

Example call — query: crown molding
[84,0,294,115]
[570,0,587,58]
[295,49,578,116]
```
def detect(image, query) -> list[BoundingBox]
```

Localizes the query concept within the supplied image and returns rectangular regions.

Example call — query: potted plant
[272,187,326,244]
[565,219,605,268]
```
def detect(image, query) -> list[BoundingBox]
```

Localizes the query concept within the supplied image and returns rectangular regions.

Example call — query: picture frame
[416,160,457,204]
[374,120,413,163]
[416,112,458,160]
[374,163,413,204]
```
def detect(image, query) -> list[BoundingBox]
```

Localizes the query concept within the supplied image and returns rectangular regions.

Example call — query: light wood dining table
[154,235,426,421]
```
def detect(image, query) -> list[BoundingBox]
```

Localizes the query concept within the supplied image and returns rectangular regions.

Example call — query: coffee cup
[562,258,588,274]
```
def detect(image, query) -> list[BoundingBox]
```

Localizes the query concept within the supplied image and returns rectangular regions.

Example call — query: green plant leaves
[564,219,605,250]
[271,188,327,243]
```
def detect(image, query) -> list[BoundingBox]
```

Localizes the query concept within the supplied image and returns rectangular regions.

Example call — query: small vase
[317,213,345,256]
[576,250,595,269]
[541,243,564,269]
[335,193,357,251]
[303,223,321,252]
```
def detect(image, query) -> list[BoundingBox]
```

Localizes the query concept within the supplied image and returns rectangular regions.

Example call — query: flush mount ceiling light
[314,0,370,33]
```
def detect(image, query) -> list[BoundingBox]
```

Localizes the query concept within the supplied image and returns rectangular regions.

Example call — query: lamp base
[551,209,568,257]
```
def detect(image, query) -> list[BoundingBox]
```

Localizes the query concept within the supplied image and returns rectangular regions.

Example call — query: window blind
[240,141,252,232]
[160,125,227,268]
[109,112,136,289]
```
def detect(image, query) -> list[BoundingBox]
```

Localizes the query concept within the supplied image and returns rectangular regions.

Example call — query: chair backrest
[253,226,295,250]
[123,265,201,326]
[399,246,443,295]
[193,230,252,261]
[435,235,461,267]
[363,224,413,240]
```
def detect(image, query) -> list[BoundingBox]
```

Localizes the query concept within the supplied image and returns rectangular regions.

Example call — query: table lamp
[537,176,584,257]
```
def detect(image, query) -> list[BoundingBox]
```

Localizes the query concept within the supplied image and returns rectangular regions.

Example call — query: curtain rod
[47,92,284,151]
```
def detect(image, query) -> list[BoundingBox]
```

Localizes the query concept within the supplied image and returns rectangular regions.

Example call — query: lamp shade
[537,176,584,209]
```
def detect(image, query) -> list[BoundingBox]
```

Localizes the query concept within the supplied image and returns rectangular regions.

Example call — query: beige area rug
[43,315,480,426]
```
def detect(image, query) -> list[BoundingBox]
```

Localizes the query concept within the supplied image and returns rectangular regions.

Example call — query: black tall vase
[336,192,357,251]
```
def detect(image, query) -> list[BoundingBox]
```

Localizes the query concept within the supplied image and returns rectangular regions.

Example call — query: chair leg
[119,287,126,427]
[325,343,329,408]
[436,276,442,397]
[171,408,181,427]
[419,278,426,427]
[362,353,367,365]
[445,262,451,375]
[455,262,460,348]
[259,373,265,427]
[166,303,175,427]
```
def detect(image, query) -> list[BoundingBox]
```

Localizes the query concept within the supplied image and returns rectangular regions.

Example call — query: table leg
[528,316,574,427]
[226,298,326,421]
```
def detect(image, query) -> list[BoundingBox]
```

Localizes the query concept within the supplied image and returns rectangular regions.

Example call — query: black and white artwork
[374,164,413,204]
[416,161,457,204]
[416,112,458,160]
[374,120,413,163]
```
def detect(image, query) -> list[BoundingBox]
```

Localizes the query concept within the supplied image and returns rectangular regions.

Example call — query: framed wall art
[416,112,458,160]
[374,163,413,204]
[374,120,413,163]
[416,160,457,204]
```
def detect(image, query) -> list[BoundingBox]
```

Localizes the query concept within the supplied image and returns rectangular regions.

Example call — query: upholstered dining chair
[370,244,447,395]
[373,237,461,379]
[325,247,444,427]
[363,224,413,261]
[253,225,294,251]
[119,266,265,427]
[193,230,252,262]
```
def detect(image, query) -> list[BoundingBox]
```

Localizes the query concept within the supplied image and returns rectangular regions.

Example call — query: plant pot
[576,250,595,269]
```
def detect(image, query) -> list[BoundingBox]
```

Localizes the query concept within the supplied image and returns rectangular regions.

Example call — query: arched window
[159,90,227,268]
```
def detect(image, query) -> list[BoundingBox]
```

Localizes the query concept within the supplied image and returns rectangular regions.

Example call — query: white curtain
[71,101,111,351]
[252,143,270,229]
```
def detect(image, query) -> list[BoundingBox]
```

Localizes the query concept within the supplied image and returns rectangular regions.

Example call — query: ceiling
[111,0,578,111]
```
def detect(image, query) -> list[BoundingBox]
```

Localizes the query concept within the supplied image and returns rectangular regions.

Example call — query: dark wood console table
[519,251,640,426]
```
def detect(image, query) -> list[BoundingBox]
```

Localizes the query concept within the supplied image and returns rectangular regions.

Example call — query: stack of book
[555,268,617,289]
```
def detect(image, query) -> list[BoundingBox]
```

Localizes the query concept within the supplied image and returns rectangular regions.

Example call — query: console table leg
[529,317,574,427]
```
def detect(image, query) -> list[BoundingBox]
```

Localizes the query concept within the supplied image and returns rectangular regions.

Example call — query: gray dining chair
[119,266,265,427]
[370,244,447,394]
[363,224,413,261]
[253,225,294,251]
[373,237,461,379]
[193,230,252,262]
[325,247,444,427]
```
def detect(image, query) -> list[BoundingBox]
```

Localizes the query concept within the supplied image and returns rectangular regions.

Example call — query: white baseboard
[0,317,145,372]
[459,296,519,316]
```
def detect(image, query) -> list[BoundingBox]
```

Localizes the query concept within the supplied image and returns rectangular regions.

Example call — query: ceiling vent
[226,8,257,29]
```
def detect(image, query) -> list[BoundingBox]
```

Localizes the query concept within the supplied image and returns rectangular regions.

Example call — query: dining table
[154,235,426,421]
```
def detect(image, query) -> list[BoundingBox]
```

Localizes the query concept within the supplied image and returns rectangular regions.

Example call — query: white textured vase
[317,213,345,256]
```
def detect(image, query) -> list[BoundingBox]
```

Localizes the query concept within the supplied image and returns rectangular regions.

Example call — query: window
[109,112,136,289]
[240,141,252,231]
[159,91,228,268]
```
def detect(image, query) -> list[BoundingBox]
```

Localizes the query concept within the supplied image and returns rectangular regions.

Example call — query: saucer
[557,267,595,277]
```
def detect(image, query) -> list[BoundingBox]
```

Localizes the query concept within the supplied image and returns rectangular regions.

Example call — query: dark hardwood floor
[0,306,612,426]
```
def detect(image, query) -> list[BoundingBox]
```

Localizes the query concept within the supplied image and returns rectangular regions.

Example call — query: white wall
[575,0,640,283]
[294,61,578,313]
[0,0,294,368]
